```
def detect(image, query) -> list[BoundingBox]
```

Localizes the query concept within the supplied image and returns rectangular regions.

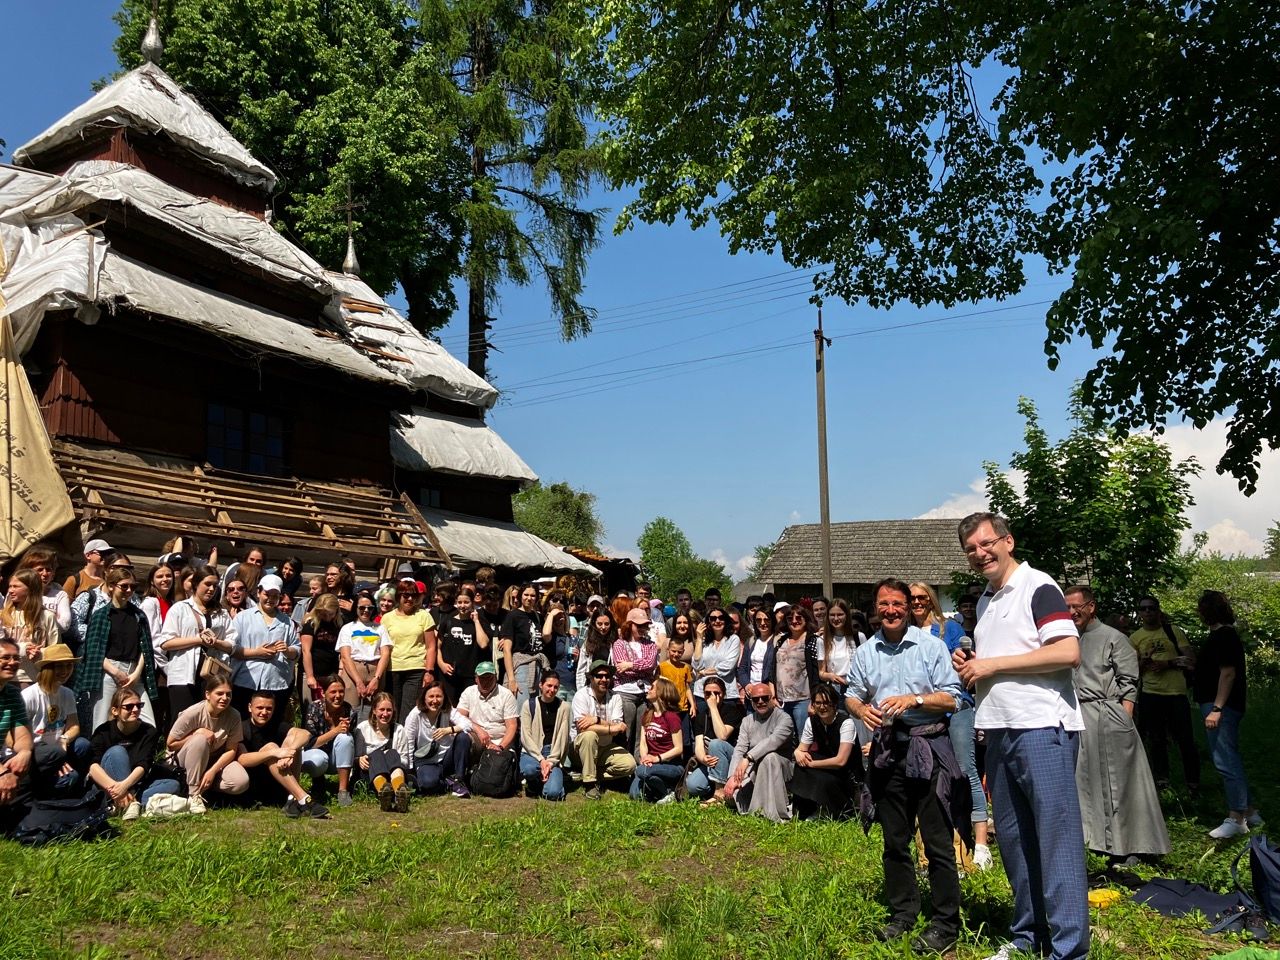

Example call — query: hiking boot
[378,783,395,812]
[584,783,602,800]
[394,785,410,814]
[284,797,303,819]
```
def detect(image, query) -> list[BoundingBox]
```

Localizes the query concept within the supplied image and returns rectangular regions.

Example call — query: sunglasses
[592,673,612,680]
[119,702,143,712]
[750,695,772,705]
[708,615,725,622]
[357,605,375,612]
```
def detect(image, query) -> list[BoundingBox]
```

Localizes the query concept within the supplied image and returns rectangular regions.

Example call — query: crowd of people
[0,514,1262,960]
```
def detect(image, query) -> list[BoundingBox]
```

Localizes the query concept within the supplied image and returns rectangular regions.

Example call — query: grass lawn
[3,689,1277,960]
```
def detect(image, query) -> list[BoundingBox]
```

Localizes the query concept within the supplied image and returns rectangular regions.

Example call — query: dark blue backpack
[1249,833,1280,925]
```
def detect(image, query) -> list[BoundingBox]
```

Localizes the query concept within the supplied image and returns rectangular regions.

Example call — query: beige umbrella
[0,281,75,563]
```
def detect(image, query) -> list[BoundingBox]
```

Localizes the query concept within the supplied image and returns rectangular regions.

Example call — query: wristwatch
[1208,705,1223,714]
[914,695,924,707]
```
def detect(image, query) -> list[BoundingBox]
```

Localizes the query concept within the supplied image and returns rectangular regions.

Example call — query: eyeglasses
[963,535,1009,556]
[750,695,772,705]
[1066,602,1093,612]
[0,655,20,664]
[119,702,143,712]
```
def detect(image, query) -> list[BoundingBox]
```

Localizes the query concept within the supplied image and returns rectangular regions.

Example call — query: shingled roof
[760,519,968,585]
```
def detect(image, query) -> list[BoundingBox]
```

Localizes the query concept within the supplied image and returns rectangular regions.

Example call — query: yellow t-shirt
[380,609,436,673]
[1129,624,1189,696]
[657,660,694,712]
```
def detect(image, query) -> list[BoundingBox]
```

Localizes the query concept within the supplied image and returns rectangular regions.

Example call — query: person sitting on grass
[22,644,90,797]
[570,660,636,799]
[519,672,570,800]
[0,638,34,833]
[167,677,249,814]
[404,681,472,797]
[684,676,744,805]
[457,661,519,795]
[355,692,411,813]
[723,682,796,823]
[88,687,180,821]
[301,675,356,807]
[629,677,686,803]
[236,690,328,819]
[789,682,862,820]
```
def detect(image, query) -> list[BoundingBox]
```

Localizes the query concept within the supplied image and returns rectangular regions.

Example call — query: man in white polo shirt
[953,513,1088,960]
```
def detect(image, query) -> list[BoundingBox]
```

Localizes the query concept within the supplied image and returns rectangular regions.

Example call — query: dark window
[416,487,442,510]
[207,403,285,476]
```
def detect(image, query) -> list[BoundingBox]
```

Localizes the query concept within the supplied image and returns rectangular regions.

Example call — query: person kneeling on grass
[88,687,180,821]
[404,681,472,797]
[456,661,519,790]
[629,677,686,803]
[237,690,328,819]
[570,661,636,799]
[166,678,249,814]
[723,682,795,823]
[355,692,411,813]
[519,672,570,800]
[301,675,356,807]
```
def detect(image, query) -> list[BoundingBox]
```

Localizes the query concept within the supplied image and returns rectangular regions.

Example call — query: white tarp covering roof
[98,251,404,386]
[14,63,277,192]
[391,407,536,485]
[0,165,107,355]
[418,507,600,575]
[11,161,326,295]
[327,271,499,410]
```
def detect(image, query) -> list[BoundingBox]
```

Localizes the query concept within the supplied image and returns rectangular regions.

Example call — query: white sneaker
[972,843,994,870]
[980,945,1018,960]
[187,793,207,815]
[655,792,676,805]
[122,800,142,822]
[1209,817,1248,840]
[1247,811,1264,829]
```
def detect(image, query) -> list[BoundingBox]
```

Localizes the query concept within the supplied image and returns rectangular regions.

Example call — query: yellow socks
[390,769,406,791]
[373,775,388,793]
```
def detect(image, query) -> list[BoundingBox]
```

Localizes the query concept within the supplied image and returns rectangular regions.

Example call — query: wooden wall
[32,312,398,486]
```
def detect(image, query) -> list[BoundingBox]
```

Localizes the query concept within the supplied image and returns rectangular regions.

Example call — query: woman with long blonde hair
[2,568,58,687]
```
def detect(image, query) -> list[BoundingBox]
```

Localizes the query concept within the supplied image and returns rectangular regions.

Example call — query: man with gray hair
[954,513,1087,960]
[723,682,795,822]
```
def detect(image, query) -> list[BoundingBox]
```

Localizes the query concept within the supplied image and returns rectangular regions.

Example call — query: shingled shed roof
[760,519,968,585]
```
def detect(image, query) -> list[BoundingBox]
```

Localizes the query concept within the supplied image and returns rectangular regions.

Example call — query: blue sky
[4,5,1273,574]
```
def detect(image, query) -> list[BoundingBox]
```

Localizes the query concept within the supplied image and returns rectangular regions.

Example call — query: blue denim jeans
[684,738,735,798]
[947,704,988,822]
[519,745,566,800]
[99,744,180,805]
[302,733,355,776]
[512,660,538,717]
[1200,703,1253,812]
[415,732,471,793]
[629,761,684,801]
[783,699,810,738]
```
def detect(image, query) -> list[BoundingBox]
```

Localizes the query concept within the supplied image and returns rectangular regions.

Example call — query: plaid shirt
[74,602,159,700]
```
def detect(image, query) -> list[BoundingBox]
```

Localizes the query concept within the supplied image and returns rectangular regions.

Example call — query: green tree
[636,516,731,602]
[511,481,602,551]
[584,0,1280,491]
[744,541,775,582]
[1265,521,1280,569]
[420,0,604,378]
[115,0,463,332]
[985,395,1198,615]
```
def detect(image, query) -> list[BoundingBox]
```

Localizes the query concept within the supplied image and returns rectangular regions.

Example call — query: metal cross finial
[338,182,366,277]
[141,0,164,64]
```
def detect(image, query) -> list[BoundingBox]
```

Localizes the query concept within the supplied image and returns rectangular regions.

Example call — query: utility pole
[815,307,833,599]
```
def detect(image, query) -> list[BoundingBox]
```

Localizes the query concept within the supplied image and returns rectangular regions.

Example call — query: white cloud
[597,542,635,560]
[915,419,1279,557]
[708,548,759,578]
[788,509,803,522]
[915,476,989,519]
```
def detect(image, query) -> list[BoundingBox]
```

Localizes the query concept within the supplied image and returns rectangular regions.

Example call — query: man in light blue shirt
[844,578,966,954]
[229,575,300,718]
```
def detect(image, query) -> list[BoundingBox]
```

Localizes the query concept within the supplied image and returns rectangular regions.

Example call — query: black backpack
[1249,833,1280,925]
[470,746,518,797]
[12,789,116,847]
